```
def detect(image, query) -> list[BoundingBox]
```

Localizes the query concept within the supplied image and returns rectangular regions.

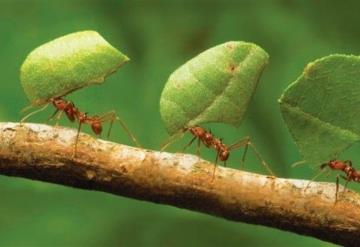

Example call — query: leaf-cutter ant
[21,97,140,156]
[162,125,274,178]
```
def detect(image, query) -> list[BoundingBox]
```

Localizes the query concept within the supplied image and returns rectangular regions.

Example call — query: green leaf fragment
[160,41,269,135]
[20,30,129,105]
[279,54,360,164]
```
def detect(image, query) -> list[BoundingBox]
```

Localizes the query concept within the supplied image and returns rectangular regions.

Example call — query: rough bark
[0,122,359,246]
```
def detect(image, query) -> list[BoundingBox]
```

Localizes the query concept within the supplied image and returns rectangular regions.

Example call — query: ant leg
[212,151,220,180]
[335,175,340,203]
[196,138,201,156]
[323,168,333,178]
[54,111,64,126]
[335,174,350,203]
[227,137,275,176]
[340,174,350,193]
[160,130,185,151]
[241,138,250,168]
[106,113,115,140]
[96,111,140,147]
[115,116,141,147]
[73,121,83,158]
[304,167,327,191]
[343,180,350,193]
[183,136,197,152]
[228,137,251,168]
[48,109,59,122]
[344,160,352,167]
[47,109,63,126]
[20,103,49,124]
[248,142,275,176]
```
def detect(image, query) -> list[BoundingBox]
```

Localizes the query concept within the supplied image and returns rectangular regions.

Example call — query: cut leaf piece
[20,30,129,105]
[279,54,360,164]
[160,41,269,135]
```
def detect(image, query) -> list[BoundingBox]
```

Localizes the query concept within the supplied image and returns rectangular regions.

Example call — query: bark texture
[0,122,359,246]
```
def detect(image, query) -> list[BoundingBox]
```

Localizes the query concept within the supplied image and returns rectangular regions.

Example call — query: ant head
[51,97,63,107]
[51,97,75,110]
[320,159,335,170]
[220,149,230,161]
[91,121,102,135]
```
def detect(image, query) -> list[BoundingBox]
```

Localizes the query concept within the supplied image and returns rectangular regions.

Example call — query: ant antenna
[160,129,186,151]
[304,167,328,191]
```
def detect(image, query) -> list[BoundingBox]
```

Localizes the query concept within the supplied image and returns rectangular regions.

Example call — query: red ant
[184,127,230,163]
[162,126,274,178]
[320,159,360,202]
[21,97,140,156]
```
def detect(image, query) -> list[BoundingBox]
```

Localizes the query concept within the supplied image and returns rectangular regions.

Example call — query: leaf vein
[282,101,360,139]
[188,47,254,125]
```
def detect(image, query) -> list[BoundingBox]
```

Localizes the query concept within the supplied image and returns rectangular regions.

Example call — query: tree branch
[0,122,359,246]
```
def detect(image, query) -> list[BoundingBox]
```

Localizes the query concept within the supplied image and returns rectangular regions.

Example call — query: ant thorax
[77,112,88,122]
[344,166,353,174]
[203,132,213,146]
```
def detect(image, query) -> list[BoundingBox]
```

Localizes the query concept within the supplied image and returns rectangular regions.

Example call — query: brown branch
[0,122,359,246]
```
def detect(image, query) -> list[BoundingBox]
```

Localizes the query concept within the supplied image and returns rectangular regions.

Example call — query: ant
[162,126,274,178]
[21,97,140,156]
[320,159,360,202]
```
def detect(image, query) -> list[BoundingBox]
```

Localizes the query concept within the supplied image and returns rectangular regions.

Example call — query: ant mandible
[162,126,274,178]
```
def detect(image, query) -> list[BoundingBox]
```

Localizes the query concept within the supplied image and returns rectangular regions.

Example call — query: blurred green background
[1,0,359,246]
